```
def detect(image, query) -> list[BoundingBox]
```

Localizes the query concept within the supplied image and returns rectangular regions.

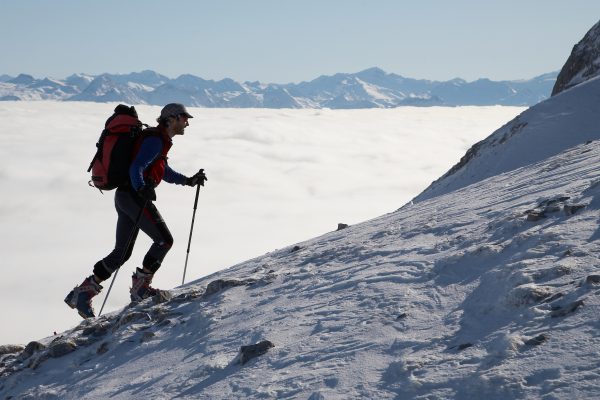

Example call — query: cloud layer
[0,103,523,344]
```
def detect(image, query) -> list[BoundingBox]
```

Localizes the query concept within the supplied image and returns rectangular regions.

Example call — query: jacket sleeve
[164,164,188,185]
[129,136,163,191]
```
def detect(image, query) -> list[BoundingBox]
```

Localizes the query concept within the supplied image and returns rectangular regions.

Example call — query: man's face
[171,114,189,136]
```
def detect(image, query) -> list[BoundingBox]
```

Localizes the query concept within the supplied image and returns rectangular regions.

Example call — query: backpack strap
[135,127,170,159]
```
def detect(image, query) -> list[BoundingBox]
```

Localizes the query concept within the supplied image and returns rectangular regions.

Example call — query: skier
[65,103,207,318]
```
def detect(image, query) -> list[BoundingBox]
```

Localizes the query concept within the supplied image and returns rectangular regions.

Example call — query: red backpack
[88,105,147,191]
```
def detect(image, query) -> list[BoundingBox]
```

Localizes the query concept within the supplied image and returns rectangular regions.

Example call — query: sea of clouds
[0,102,524,344]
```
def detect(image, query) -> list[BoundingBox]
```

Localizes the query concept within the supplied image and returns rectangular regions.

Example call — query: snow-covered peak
[120,70,170,88]
[69,75,147,104]
[355,66,388,79]
[552,19,600,95]
[64,73,95,91]
[0,69,555,108]
[28,77,68,88]
[415,75,600,203]
[8,74,35,85]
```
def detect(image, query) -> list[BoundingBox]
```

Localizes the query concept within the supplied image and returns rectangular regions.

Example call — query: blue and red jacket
[129,126,186,191]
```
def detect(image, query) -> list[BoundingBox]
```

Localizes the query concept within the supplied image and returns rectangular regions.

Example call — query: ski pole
[182,182,201,285]
[98,198,148,316]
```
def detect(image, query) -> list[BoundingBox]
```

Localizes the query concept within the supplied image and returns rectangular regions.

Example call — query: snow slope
[2,78,600,399]
[415,75,600,202]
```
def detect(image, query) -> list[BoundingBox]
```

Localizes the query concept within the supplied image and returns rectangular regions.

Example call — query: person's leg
[137,201,174,273]
[108,189,173,300]
[92,191,140,282]
[130,200,174,301]
[65,190,140,318]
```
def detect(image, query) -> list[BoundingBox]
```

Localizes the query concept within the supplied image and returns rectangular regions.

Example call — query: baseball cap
[159,103,194,120]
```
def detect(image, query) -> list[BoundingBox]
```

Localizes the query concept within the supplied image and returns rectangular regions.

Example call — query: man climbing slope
[65,103,207,318]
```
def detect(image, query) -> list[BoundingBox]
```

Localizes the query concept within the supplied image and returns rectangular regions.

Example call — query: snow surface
[2,76,600,397]
[0,103,521,346]
[416,75,600,202]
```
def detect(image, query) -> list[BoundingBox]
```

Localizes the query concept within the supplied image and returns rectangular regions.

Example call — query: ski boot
[130,268,163,302]
[65,275,103,319]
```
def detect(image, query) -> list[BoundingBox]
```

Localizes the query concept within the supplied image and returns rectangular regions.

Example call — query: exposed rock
[533,265,572,281]
[498,122,528,144]
[337,223,349,231]
[0,365,16,378]
[291,245,302,253]
[239,340,275,365]
[150,307,182,325]
[48,340,77,358]
[0,345,24,356]
[140,332,156,343]
[156,319,173,328]
[115,311,152,329]
[586,275,600,284]
[152,290,172,304]
[75,334,104,347]
[509,285,553,307]
[564,204,586,216]
[542,292,564,303]
[552,20,600,95]
[525,210,546,222]
[524,333,550,347]
[172,290,203,303]
[428,118,528,186]
[538,196,570,211]
[18,341,45,361]
[97,342,109,355]
[432,139,484,183]
[447,342,474,352]
[82,323,110,338]
[457,343,473,351]
[525,196,580,221]
[551,299,584,318]
[204,278,256,297]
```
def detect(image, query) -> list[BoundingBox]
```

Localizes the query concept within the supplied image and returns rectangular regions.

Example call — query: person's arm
[129,136,163,191]
[164,164,187,185]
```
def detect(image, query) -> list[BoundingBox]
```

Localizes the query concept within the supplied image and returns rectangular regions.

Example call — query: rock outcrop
[552,20,600,96]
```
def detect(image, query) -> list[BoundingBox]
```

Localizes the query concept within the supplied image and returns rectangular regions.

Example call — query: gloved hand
[185,169,207,187]
[137,185,156,201]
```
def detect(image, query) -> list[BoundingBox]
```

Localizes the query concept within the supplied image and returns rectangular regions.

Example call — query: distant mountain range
[0,68,557,108]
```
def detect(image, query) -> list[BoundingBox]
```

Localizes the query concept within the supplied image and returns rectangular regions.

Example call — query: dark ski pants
[93,188,173,281]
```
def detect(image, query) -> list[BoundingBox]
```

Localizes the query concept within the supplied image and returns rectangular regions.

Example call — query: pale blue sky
[1,0,599,83]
